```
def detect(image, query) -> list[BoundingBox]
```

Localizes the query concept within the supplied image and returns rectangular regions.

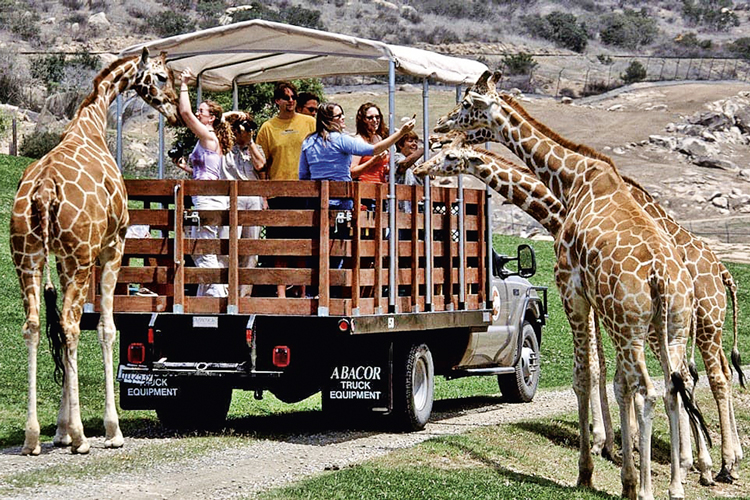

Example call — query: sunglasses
[364,115,381,121]
[332,113,344,120]
[278,94,297,102]
[303,106,318,113]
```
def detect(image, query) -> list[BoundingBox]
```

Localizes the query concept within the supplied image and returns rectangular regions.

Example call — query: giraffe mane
[470,146,534,174]
[497,93,620,172]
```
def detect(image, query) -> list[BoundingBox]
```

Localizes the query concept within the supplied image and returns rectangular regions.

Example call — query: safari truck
[79,21,548,430]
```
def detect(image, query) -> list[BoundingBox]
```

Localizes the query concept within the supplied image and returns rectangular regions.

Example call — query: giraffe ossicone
[11,48,180,456]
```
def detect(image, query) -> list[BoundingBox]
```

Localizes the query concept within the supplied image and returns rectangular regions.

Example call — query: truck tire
[393,343,434,431]
[156,379,232,430]
[498,321,540,403]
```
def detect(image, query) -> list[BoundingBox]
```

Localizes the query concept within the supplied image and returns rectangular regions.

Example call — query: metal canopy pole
[486,142,493,308]
[388,59,397,314]
[232,79,239,110]
[158,114,165,179]
[422,78,432,312]
[456,85,466,309]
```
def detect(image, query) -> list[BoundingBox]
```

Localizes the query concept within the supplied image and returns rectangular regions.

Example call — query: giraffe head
[131,48,182,127]
[414,132,473,179]
[434,70,503,137]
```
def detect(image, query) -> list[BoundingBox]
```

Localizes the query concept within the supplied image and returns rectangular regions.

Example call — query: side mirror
[517,244,536,278]
[492,244,537,279]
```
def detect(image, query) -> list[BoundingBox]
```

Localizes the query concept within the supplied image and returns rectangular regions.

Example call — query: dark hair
[309,102,343,143]
[355,102,388,140]
[224,111,257,137]
[396,130,419,151]
[296,92,319,111]
[274,81,298,101]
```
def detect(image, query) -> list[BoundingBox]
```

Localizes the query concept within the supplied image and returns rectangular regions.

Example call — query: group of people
[175,69,423,298]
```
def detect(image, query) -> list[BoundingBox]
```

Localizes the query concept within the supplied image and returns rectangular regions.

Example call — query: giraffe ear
[489,71,502,88]
[467,91,492,110]
[140,47,150,68]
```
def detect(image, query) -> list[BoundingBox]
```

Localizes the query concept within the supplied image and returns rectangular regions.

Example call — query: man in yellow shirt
[256,82,316,298]
[256,82,316,180]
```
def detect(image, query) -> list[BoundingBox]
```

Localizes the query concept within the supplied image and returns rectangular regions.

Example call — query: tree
[599,9,659,50]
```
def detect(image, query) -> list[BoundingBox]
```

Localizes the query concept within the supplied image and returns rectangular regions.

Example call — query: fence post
[697,58,703,79]
[685,58,693,80]
[720,59,727,80]
[673,58,680,80]
[10,115,17,156]
[659,59,666,80]
[708,59,715,80]
[583,68,590,94]
[555,69,563,97]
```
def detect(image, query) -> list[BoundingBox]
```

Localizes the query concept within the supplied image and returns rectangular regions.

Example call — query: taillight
[128,343,146,364]
[338,319,350,332]
[246,328,253,347]
[147,328,155,344]
[272,346,290,368]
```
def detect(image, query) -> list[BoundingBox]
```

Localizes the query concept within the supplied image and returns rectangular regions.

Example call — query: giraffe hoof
[21,444,41,456]
[715,467,734,484]
[699,474,716,487]
[71,441,90,455]
[53,434,72,447]
[104,434,124,449]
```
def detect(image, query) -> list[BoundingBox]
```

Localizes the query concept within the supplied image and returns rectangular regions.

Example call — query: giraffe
[419,137,745,486]
[10,48,181,456]
[434,78,706,500]
[436,86,745,483]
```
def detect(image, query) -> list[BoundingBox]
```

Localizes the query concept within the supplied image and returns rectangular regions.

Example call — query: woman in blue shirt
[299,102,415,197]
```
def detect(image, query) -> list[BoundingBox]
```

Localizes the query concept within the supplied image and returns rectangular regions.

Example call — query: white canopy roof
[118,20,488,91]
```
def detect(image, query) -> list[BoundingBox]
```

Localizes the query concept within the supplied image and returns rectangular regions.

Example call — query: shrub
[682,0,739,32]
[229,1,325,30]
[144,11,195,37]
[30,52,101,93]
[581,79,616,97]
[7,10,40,42]
[622,60,647,84]
[599,9,659,50]
[19,129,62,159]
[31,54,67,92]
[0,108,10,140]
[727,37,750,59]
[501,53,538,76]
[522,12,588,53]
[597,54,614,65]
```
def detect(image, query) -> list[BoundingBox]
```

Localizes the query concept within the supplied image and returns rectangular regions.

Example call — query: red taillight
[147,328,155,344]
[338,319,350,332]
[272,346,290,368]
[246,328,253,346]
[128,343,146,364]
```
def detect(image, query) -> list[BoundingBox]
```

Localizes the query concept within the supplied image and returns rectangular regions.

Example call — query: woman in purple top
[299,102,415,209]
[175,68,234,297]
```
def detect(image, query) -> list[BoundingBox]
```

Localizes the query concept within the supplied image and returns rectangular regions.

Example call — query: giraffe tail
[33,176,66,386]
[653,260,712,448]
[688,295,699,386]
[720,264,745,388]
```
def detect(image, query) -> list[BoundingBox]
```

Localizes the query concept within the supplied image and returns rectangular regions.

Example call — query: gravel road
[0,385,581,499]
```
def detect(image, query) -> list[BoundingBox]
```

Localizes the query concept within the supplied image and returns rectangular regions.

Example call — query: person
[222,111,266,298]
[255,82,316,298]
[296,92,320,117]
[174,68,233,298]
[394,130,424,187]
[299,102,415,274]
[350,102,390,184]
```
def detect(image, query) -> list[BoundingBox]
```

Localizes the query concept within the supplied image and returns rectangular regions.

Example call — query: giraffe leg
[53,376,72,447]
[21,270,43,456]
[703,343,738,483]
[588,314,606,456]
[59,266,93,454]
[615,366,638,500]
[98,243,124,449]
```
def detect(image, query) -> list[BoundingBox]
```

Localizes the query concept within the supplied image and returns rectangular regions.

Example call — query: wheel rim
[412,357,428,410]
[520,339,538,387]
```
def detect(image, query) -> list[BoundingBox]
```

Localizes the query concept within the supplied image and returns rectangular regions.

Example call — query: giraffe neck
[489,96,619,207]
[469,150,565,236]
[63,57,139,140]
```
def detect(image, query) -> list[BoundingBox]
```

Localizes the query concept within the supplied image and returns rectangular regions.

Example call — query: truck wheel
[393,343,434,431]
[498,321,540,403]
[156,379,232,430]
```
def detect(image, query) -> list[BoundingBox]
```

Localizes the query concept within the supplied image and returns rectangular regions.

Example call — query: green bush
[622,60,648,84]
[501,53,538,76]
[682,0,739,32]
[30,52,101,93]
[145,11,195,37]
[599,9,659,50]
[727,37,750,59]
[522,12,588,53]
[19,130,62,159]
[230,1,325,30]
[0,108,10,140]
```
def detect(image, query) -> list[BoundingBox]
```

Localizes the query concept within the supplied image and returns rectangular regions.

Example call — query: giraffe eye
[156,74,167,83]
[462,100,471,109]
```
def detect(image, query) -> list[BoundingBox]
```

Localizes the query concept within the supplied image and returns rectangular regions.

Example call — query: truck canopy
[117,19,488,90]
